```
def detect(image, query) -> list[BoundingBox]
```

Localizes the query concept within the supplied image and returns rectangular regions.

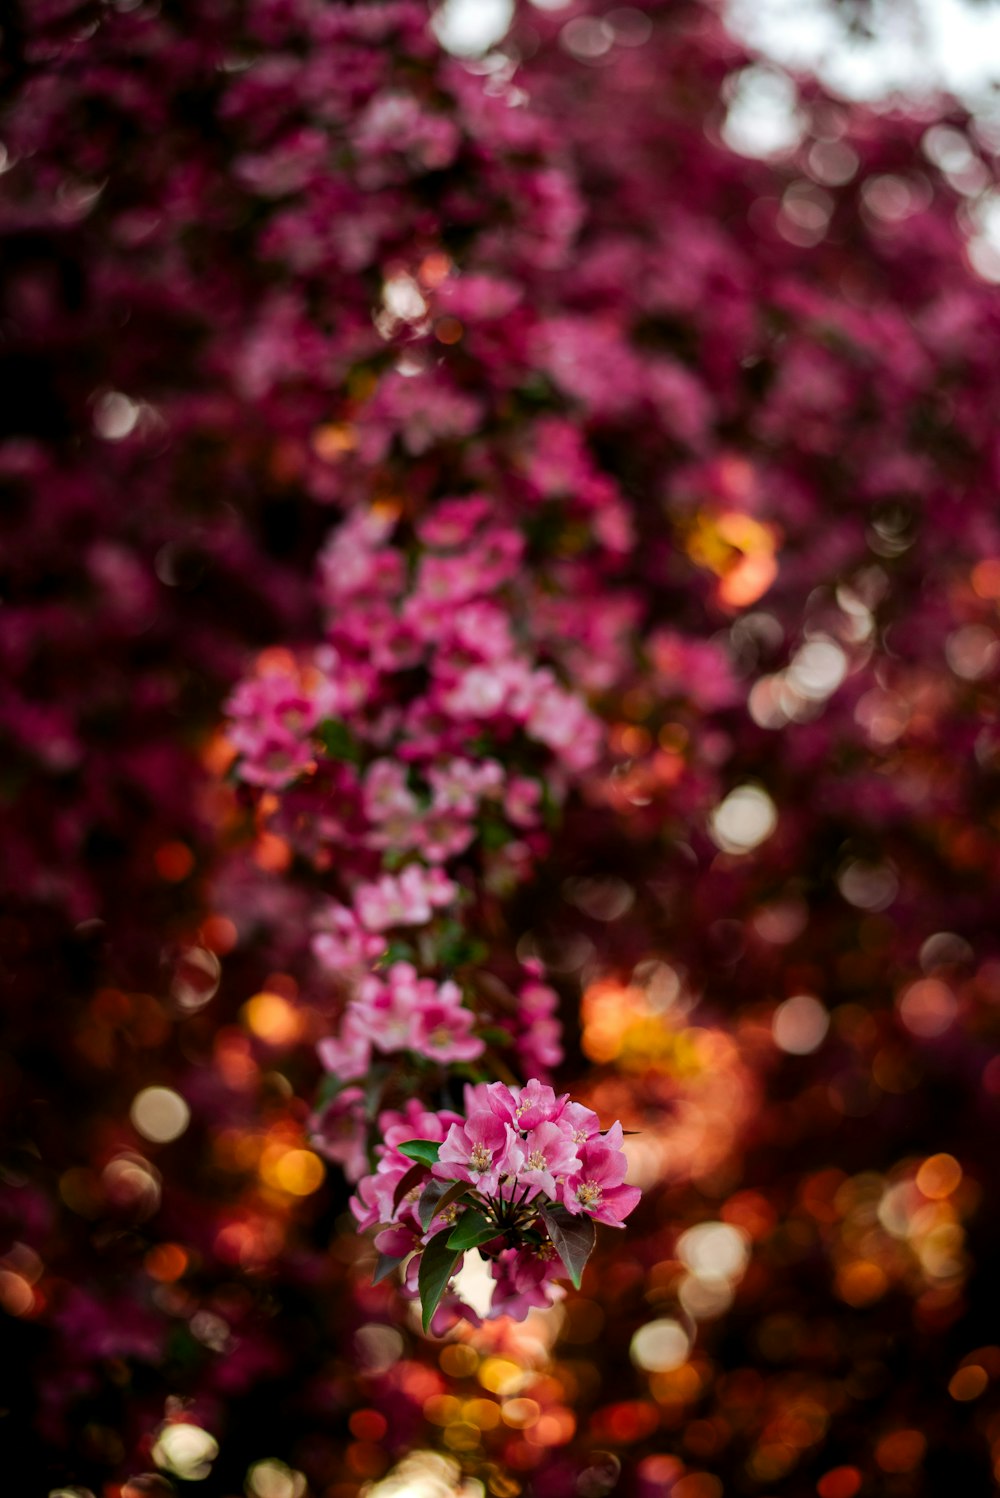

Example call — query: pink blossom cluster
[317,961,484,1078]
[351,1082,640,1328]
[227,493,615,1141]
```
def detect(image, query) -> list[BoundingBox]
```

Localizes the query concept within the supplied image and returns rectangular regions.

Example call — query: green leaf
[446,1209,500,1253]
[477,1026,514,1048]
[398,1139,441,1166]
[362,1062,390,1122]
[418,1228,462,1334]
[392,1162,429,1214]
[541,779,561,832]
[373,1252,404,1285]
[315,1072,346,1109]
[315,717,364,766]
[379,938,415,966]
[419,1177,470,1232]
[540,1205,596,1290]
[479,814,509,851]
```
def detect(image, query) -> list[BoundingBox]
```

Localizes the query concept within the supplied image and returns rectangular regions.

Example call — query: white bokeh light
[786,637,848,701]
[726,0,1000,103]
[630,1317,690,1372]
[152,1423,219,1481]
[432,0,513,56]
[676,1221,750,1282]
[130,1085,191,1143]
[710,784,777,854]
[773,993,829,1054]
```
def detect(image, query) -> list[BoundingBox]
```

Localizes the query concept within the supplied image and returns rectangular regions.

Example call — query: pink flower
[524,677,603,772]
[561,1122,640,1227]
[505,776,542,828]
[373,1224,419,1260]
[440,665,509,719]
[516,1120,580,1200]
[363,759,417,821]
[362,964,423,1055]
[513,1079,569,1130]
[489,1246,565,1321]
[317,1010,372,1079]
[353,864,457,931]
[463,1081,519,1123]
[427,758,503,816]
[312,903,386,980]
[414,999,484,1064]
[434,1110,522,1194]
[449,603,515,662]
[350,1171,394,1232]
[407,806,477,864]
[312,1086,367,1182]
[318,507,402,604]
[416,496,493,548]
[560,1100,602,1143]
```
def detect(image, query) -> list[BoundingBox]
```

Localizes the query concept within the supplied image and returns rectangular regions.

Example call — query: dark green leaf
[419,1177,469,1232]
[418,1228,461,1334]
[315,717,363,765]
[363,1063,390,1122]
[416,1177,448,1231]
[398,1139,441,1166]
[540,1205,596,1290]
[373,1252,403,1285]
[477,1026,514,1048]
[379,938,415,966]
[315,1072,346,1109]
[479,814,509,851]
[446,1209,500,1253]
[392,1162,428,1213]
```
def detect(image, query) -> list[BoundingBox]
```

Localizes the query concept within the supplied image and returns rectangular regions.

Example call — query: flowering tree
[3,2,1000,1495]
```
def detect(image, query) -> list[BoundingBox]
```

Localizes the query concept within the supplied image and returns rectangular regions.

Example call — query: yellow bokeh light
[439,1344,478,1378]
[502,1398,540,1429]
[242,992,302,1046]
[462,1398,501,1430]
[424,1394,461,1426]
[478,1357,526,1396]
[685,510,779,609]
[260,1147,325,1196]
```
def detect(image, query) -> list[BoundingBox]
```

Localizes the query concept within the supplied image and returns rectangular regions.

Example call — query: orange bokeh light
[875,1429,926,1473]
[916,1152,962,1200]
[145,1243,188,1282]
[155,841,195,881]
[816,1465,862,1498]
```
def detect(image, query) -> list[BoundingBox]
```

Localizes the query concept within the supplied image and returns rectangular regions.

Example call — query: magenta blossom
[562,1123,642,1228]
[352,1085,640,1327]
[517,1120,581,1200]
[434,1110,523,1194]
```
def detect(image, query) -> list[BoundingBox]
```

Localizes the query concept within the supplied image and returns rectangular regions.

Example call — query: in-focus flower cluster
[352,1082,640,1331]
